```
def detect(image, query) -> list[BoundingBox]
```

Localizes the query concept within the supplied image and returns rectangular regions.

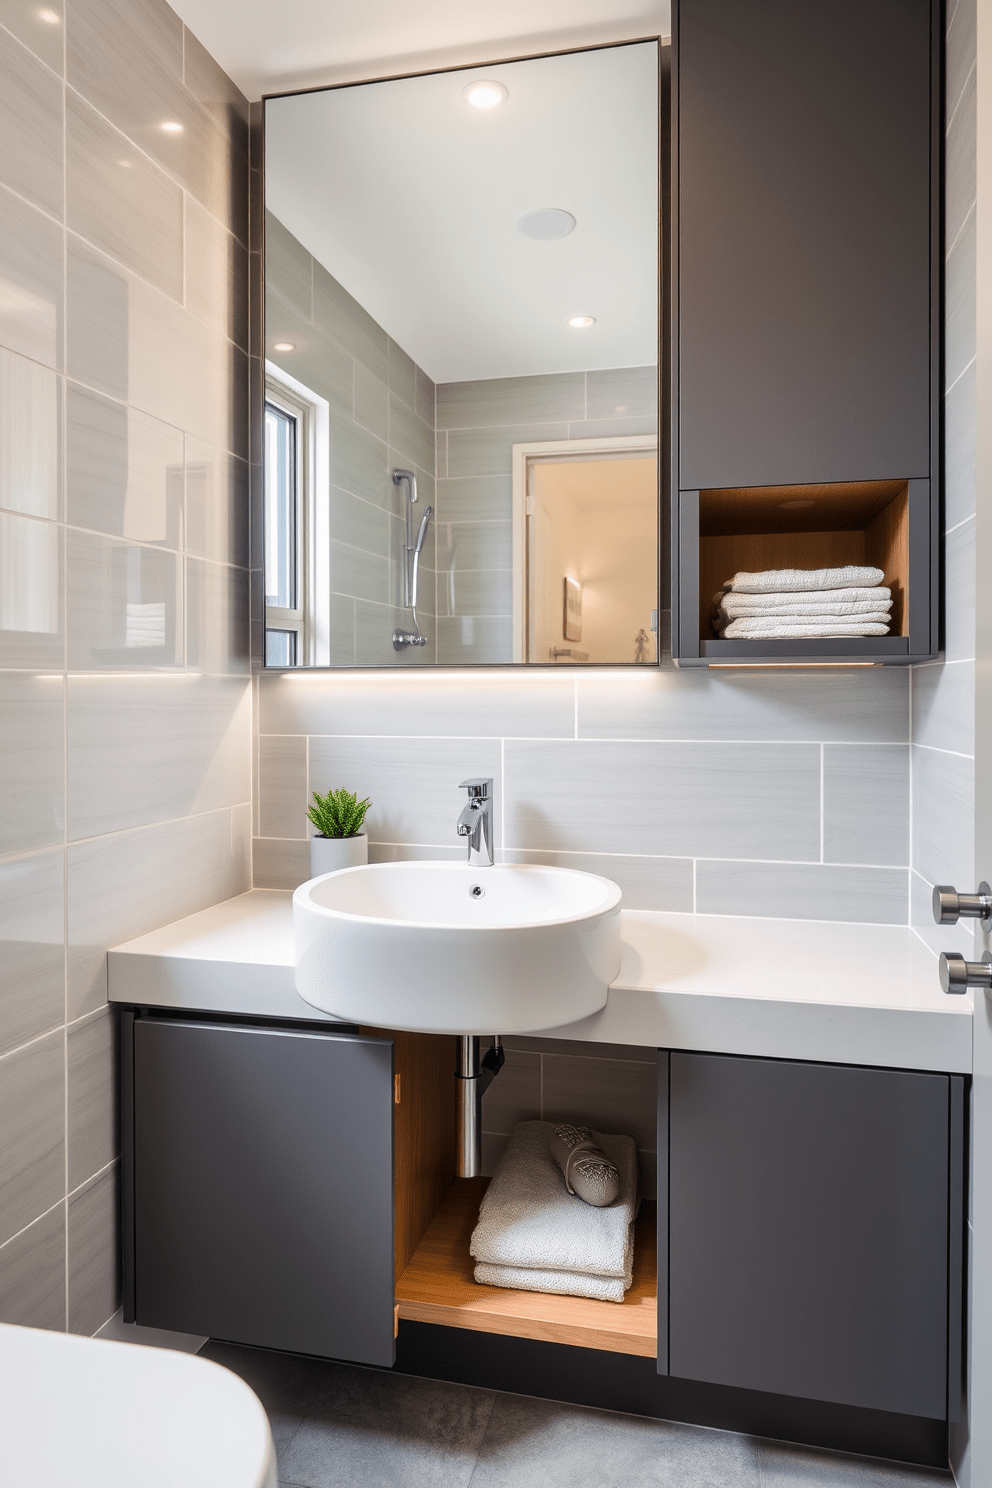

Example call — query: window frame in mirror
[258,38,666,671]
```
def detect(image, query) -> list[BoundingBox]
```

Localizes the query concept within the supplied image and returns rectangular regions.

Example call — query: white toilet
[0,1324,276,1487]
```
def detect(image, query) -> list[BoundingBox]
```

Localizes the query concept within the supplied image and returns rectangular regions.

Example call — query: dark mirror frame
[252,39,670,671]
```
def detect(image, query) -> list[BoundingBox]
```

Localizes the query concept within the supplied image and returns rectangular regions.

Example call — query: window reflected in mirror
[263,40,660,667]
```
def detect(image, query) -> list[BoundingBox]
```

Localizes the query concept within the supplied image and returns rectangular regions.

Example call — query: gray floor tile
[471,1395,761,1488]
[278,1364,495,1488]
[200,1341,332,1459]
[756,1440,951,1485]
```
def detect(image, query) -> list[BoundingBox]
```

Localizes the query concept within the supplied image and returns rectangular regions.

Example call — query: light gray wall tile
[308,736,502,849]
[252,835,310,890]
[480,1049,541,1134]
[266,306,353,418]
[436,615,512,664]
[911,744,975,890]
[354,600,436,668]
[823,744,910,867]
[367,842,465,863]
[387,336,416,408]
[912,662,974,756]
[543,1053,657,1150]
[947,0,977,124]
[567,415,658,440]
[67,528,182,671]
[183,313,248,456]
[329,489,391,560]
[68,674,251,839]
[264,210,312,320]
[327,412,391,507]
[258,734,307,840]
[0,671,64,854]
[481,1132,509,1178]
[446,422,569,478]
[0,27,63,219]
[330,539,389,606]
[354,364,388,441]
[505,740,820,860]
[0,513,63,669]
[910,867,961,958]
[259,669,575,739]
[388,392,434,473]
[416,364,435,425]
[0,849,64,1058]
[0,1029,64,1246]
[946,64,976,258]
[67,383,184,550]
[68,1163,120,1336]
[436,476,512,524]
[946,210,976,392]
[437,373,585,430]
[67,91,184,302]
[67,804,251,1018]
[945,361,976,531]
[944,519,976,662]
[586,366,657,420]
[503,849,693,912]
[185,196,249,352]
[437,566,512,619]
[185,437,250,568]
[186,557,250,674]
[696,860,909,925]
[183,24,249,132]
[312,258,387,383]
[0,184,63,369]
[0,347,60,521]
[576,667,910,743]
[437,521,512,573]
[0,1204,65,1330]
[67,1007,117,1191]
[0,0,64,72]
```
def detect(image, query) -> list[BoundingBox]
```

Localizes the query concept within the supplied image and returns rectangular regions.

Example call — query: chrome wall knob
[932,882,992,926]
[939,951,992,995]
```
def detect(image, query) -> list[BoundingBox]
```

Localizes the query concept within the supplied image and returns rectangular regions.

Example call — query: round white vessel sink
[293,861,622,1035]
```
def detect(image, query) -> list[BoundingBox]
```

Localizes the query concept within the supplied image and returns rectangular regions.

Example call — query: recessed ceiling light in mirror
[160,121,183,134]
[516,208,576,241]
[37,8,60,23]
[273,342,295,352]
[463,80,507,109]
[567,315,596,329]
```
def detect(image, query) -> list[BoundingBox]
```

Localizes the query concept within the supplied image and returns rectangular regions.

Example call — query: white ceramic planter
[310,832,369,878]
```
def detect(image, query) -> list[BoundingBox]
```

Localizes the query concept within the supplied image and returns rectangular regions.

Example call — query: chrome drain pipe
[455,1035,504,1177]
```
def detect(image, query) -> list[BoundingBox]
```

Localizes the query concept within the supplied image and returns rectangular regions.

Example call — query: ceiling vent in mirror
[516,208,576,240]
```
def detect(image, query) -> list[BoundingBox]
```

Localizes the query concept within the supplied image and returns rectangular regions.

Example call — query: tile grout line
[819,744,824,863]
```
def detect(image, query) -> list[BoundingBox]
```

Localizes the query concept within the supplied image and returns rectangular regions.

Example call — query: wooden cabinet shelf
[396,1178,658,1358]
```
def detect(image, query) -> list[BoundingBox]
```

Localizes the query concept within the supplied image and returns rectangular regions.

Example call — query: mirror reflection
[264,41,659,667]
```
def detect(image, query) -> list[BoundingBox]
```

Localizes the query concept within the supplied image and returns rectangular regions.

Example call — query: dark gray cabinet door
[127,1015,396,1367]
[668,1052,950,1418]
[677,0,934,491]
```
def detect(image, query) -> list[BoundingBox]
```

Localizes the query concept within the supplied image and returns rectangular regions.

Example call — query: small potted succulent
[307,786,372,878]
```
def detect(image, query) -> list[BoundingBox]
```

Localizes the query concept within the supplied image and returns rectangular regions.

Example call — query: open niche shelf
[674,479,934,665]
[395,1177,658,1357]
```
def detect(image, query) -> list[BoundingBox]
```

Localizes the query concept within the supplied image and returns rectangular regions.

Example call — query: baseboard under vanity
[393,1322,948,1470]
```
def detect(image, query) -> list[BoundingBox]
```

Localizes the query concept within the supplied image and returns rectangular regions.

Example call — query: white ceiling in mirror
[166,0,669,101]
[265,44,659,383]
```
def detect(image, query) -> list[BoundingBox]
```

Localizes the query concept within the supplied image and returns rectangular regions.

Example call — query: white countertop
[107,890,973,1073]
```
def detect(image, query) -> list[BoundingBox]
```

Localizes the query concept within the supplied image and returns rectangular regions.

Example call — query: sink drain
[469,884,485,898]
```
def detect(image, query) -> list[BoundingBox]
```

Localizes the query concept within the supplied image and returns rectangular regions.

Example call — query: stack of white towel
[470,1120,639,1304]
[712,565,892,639]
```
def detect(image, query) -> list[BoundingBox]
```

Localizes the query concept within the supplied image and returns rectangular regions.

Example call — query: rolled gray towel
[547,1123,621,1208]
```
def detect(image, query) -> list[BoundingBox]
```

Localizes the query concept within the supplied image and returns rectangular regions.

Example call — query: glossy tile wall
[265,210,438,665]
[910,0,977,956]
[434,366,657,664]
[0,0,251,1334]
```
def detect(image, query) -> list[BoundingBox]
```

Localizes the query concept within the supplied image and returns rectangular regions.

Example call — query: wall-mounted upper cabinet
[671,0,939,665]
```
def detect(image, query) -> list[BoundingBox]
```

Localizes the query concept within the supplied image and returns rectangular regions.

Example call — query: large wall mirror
[263,41,660,667]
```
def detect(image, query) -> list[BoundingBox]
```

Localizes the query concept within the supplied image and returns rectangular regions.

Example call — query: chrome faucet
[457,778,494,867]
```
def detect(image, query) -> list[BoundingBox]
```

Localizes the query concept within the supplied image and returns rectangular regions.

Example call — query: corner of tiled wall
[0,0,252,1333]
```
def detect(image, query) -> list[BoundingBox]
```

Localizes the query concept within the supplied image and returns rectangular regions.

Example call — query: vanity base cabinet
[122,1010,397,1367]
[665,1052,962,1421]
